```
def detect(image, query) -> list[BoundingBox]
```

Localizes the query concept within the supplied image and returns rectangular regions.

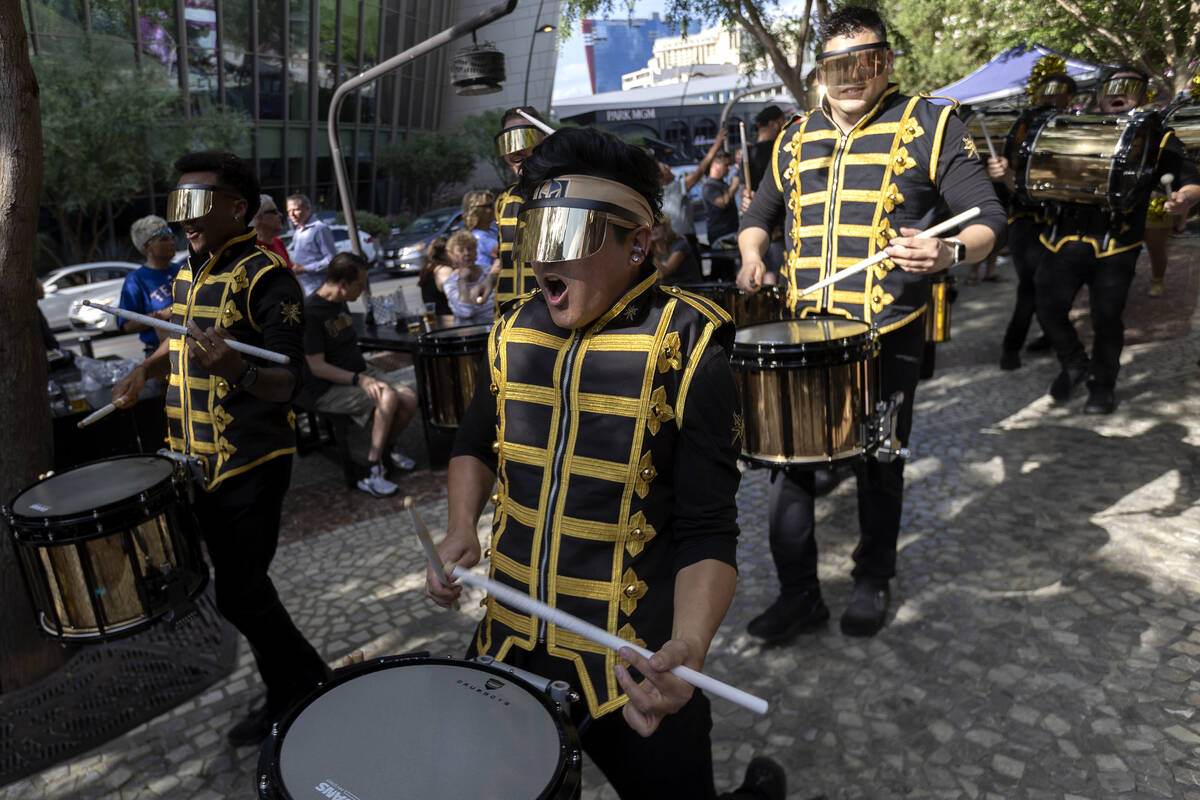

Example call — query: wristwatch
[236,363,259,391]
[945,237,966,265]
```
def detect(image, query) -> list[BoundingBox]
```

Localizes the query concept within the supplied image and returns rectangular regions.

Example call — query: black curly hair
[173,150,261,222]
[819,6,888,49]
[517,127,663,220]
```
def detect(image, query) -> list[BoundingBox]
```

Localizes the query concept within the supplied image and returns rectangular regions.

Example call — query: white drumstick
[450,566,769,715]
[978,118,997,160]
[405,496,451,587]
[793,207,982,300]
[517,109,556,136]
[82,302,290,364]
[77,402,118,429]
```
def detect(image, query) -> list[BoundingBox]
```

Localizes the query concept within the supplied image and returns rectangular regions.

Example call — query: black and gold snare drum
[731,318,880,467]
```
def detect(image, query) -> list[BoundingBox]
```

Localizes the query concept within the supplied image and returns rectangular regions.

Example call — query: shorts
[314,366,412,428]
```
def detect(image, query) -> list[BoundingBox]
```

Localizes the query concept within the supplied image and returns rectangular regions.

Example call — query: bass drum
[1014,110,1164,212]
[676,282,785,327]
[731,318,880,467]
[4,454,207,641]
[415,324,491,429]
[257,655,582,800]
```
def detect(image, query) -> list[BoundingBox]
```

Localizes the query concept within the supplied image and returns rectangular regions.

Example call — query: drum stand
[872,391,910,463]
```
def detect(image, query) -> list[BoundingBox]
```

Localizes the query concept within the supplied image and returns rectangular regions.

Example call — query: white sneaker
[389,450,416,471]
[357,465,398,497]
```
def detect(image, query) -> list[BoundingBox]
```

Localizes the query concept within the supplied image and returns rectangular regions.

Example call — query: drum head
[735,318,871,346]
[425,323,491,342]
[276,661,567,799]
[10,455,174,521]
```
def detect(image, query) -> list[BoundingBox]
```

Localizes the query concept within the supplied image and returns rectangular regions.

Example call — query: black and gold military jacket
[166,230,304,489]
[473,270,740,718]
[492,185,539,313]
[745,84,1005,333]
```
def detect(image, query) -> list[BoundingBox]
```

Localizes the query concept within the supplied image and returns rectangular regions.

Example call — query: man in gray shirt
[658,128,728,266]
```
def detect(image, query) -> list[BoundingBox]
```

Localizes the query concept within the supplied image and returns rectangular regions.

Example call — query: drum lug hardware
[874,391,909,463]
[549,679,574,709]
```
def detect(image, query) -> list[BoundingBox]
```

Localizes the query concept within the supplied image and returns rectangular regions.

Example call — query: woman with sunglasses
[253,194,293,270]
[118,215,181,356]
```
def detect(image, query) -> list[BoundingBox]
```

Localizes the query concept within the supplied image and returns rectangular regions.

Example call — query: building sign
[605,108,657,121]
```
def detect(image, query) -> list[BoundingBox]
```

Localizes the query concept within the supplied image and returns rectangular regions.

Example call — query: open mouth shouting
[541,272,568,305]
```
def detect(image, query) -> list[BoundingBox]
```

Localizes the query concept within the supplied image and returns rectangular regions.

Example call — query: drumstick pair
[81,302,290,364]
[405,498,769,715]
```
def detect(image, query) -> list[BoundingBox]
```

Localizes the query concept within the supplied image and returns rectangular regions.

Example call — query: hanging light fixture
[451,32,506,96]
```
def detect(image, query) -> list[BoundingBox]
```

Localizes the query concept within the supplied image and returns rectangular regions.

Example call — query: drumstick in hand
[978,118,997,160]
[405,497,767,713]
[81,302,290,364]
[793,207,982,300]
[77,402,118,429]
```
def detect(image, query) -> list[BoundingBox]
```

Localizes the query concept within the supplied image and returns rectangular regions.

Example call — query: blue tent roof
[931,45,1105,106]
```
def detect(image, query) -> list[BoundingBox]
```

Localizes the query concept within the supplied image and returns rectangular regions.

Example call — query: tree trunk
[0,1,71,691]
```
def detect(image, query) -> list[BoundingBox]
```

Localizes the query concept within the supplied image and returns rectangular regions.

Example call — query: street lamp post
[522,0,555,106]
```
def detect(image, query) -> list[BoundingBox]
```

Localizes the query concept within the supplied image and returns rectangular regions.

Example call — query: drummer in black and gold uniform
[988,72,1076,370]
[112,151,329,747]
[1033,66,1200,413]
[491,106,547,313]
[426,127,784,800]
[736,6,1006,640]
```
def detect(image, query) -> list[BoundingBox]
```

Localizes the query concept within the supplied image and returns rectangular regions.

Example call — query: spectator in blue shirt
[119,215,180,355]
[286,193,337,295]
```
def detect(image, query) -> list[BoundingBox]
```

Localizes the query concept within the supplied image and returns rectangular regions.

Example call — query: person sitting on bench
[302,252,418,497]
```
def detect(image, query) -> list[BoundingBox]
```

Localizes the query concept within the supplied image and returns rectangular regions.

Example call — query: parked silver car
[39,262,139,331]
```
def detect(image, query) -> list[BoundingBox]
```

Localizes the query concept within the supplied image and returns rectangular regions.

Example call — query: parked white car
[39,262,139,331]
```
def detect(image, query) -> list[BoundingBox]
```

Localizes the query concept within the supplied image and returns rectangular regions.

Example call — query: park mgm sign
[605,108,657,122]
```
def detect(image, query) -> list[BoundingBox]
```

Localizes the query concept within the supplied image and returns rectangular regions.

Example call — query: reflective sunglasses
[495,125,543,158]
[514,206,642,264]
[816,42,889,87]
[1100,77,1146,97]
[166,183,242,222]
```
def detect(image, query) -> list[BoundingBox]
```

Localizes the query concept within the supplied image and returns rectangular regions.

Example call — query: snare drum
[3,454,207,641]
[925,272,954,344]
[731,318,880,466]
[677,282,784,326]
[1014,110,1164,211]
[257,655,582,800]
[416,324,490,429]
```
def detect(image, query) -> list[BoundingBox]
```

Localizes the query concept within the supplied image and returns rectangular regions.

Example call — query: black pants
[1001,218,1047,353]
[1034,241,1138,388]
[766,320,924,593]
[471,641,764,800]
[193,455,328,715]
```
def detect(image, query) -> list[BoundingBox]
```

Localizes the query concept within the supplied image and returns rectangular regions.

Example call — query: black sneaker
[733,755,787,800]
[1082,383,1116,414]
[746,588,829,645]
[999,350,1021,371]
[840,581,890,637]
[227,704,274,747]
[1048,364,1088,403]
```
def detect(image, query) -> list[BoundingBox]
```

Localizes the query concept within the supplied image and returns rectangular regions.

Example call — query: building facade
[582,13,675,94]
[22,0,558,220]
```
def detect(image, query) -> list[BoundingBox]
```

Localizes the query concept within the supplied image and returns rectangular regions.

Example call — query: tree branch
[1049,0,1138,54]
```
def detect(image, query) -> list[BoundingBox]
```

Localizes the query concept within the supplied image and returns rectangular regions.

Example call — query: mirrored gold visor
[515,206,641,264]
[816,43,888,87]
[165,183,240,222]
[1037,80,1070,96]
[1101,77,1145,96]
[495,125,542,157]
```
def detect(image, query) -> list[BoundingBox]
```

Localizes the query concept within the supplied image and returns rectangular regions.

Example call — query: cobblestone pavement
[4,243,1200,799]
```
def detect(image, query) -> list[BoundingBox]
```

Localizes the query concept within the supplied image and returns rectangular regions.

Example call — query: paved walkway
[4,241,1200,799]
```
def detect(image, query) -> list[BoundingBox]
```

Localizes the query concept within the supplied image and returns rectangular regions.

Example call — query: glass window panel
[290,58,310,121]
[222,48,253,114]
[89,0,134,39]
[259,56,284,119]
[288,0,308,59]
[135,5,179,71]
[258,0,285,56]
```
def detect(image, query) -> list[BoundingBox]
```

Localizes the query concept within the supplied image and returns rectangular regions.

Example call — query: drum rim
[257,654,581,800]
[731,317,876,351]
[417,323,492,342]
[5,454,180,532]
